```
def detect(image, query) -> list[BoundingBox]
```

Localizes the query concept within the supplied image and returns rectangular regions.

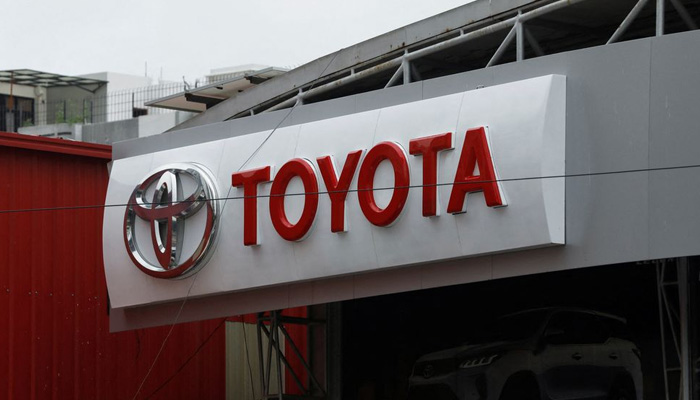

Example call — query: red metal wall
[0,132,225,399]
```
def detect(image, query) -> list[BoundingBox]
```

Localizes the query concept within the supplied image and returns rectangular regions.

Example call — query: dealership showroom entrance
[339,259,699,400]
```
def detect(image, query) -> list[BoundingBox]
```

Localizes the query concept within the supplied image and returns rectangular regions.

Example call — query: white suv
[408,308,643,400]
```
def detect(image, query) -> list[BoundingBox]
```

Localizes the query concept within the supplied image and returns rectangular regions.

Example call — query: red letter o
[269,159,319,241]
[358,142,410,227]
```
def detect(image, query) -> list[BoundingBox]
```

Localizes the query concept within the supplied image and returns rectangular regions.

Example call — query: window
[545,312,609,345]
[0,94,34,132]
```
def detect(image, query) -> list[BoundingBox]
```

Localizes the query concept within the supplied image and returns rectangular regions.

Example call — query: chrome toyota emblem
[422,364,434,379]
[124,163,221,279]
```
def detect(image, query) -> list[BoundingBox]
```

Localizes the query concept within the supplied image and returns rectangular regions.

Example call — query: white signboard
[103,75,566,309]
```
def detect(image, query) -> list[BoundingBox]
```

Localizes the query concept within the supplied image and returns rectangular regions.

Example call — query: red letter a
[447,127,506,214]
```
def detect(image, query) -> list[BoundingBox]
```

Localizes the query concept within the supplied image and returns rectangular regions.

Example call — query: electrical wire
[128,47,345,399]
[3,163,700,215]
[143,317,227,400]
[131,272,201,400]
[234,48,343,174]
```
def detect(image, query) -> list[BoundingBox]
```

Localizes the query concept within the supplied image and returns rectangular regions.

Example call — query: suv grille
[414,359,457,378]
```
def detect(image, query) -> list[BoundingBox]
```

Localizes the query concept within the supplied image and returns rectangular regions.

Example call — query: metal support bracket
[656,258,693,400]
[256,310,327,399]
[184,93,224,109]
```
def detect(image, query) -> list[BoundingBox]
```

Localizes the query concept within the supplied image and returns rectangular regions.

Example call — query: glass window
[545,312,609,345]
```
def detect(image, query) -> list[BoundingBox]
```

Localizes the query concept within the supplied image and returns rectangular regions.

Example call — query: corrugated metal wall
[0,133,225,399]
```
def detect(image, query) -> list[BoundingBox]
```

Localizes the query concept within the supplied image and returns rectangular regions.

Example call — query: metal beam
[487,23,518,67]
[523,26,544,57]
[274,313,284,400]
[607,0,650,44]
[260,324,308,395]
[405,0,588,62]
[402,59,411,84]
[255,310,328,399]
[265,315,275,395]
[74,82,106,94]
[679,258,691,400]
[263,0,589,113]
[656,259,693,400]
[516,12,524,61]
[669,0,698,30]
[279,323,327,395]
[384,66,403,88]
[657,262,671,400]
[657,0,665,36]
[256,317,266,398]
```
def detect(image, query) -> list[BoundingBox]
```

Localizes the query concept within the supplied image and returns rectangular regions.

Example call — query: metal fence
[35,82,185,126]
[3,71,266,130]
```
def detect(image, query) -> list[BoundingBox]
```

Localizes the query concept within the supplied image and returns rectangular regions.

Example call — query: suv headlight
[459,354,500,369]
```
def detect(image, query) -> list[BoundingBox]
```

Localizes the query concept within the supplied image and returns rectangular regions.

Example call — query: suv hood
[416,340,528,362]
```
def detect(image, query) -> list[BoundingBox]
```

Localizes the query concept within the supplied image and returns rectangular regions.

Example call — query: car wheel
[608,383,635,400]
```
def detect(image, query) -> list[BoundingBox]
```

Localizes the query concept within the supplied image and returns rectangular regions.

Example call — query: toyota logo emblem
[124,163,221,279]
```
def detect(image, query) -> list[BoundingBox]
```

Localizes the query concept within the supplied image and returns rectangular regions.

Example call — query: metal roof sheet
[146,67,288,112]
[0,69,107,88]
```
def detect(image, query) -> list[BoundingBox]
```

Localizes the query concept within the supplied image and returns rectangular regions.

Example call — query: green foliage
[53,100,91,124]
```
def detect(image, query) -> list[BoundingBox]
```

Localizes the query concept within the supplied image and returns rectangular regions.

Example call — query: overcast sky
[3,0,474,84]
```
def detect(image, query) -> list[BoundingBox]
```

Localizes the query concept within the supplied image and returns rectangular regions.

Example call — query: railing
[26,82,186,127]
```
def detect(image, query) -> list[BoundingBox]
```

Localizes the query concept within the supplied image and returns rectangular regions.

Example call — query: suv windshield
[467,310,549,344]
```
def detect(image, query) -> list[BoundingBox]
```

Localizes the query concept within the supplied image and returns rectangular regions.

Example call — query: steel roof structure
[0,69,107,93]
[168,0,699,132]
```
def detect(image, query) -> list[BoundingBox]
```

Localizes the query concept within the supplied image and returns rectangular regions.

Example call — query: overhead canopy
[145,67,288,113]
[0,69,107,90]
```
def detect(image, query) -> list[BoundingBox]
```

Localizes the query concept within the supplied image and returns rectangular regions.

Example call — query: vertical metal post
[516,11,524,61]
[402,59,411,84]
[273,311,284,400]
[657,262,671,400]
[257,316,267,397]
[679,258,691,400]
[295,88,304,106]
[657,0,665,36]
[265,315,275,394]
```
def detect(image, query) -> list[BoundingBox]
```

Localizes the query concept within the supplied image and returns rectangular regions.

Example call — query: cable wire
[131,272,200,400]
[128,47,345,399]
[3,163,700,215]
[144,317,227,400]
